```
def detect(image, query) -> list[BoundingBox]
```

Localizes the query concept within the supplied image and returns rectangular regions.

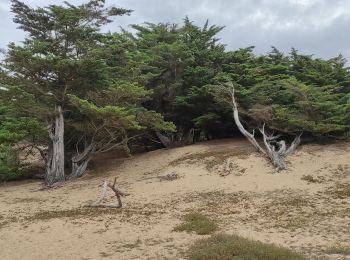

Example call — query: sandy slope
[0,139,349,260]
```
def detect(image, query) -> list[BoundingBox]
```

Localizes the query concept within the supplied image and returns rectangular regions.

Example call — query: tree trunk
[69,134,132,180]
[156,129,195,148]
[71,157,91,179]
[156,131,173,148]
[69,142,95,180]
[45,105,65,186]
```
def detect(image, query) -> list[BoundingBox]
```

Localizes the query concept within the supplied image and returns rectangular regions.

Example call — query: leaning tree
[2,0,131,185]
[67,89,175,179]
[216,82,302,170]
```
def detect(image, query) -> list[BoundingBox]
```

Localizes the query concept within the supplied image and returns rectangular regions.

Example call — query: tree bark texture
[69,142,95,180]
[45,105,65,186]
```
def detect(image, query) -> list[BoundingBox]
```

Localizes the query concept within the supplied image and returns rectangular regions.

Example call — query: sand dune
[0,139,349,259]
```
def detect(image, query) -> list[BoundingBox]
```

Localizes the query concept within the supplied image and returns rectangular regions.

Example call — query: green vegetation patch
[325,245,350,255]
[25,206,165,223]
[258,195,312,230]
[170,148,253,171]
[187,233,307,260]
[174,212,218,235]
[301,175,323,183]
[259,195,311,218]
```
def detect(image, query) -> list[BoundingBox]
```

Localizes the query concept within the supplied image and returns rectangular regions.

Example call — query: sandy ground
[0,139,349,260]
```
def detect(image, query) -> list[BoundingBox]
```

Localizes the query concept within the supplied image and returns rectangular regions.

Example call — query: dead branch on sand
[89,177,128,208]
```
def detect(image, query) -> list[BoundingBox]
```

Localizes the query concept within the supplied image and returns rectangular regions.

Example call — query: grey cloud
[0,0,349,60]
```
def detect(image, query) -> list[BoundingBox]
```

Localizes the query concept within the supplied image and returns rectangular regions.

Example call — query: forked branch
[89,177,128,208]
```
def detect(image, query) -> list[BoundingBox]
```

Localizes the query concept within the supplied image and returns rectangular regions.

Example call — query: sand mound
[0,139,349,259]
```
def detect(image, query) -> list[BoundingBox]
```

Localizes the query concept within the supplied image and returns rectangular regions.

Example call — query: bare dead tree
[89,177,128,208]
[217,82,302,170]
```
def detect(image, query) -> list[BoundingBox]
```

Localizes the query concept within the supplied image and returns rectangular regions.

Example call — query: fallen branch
[89,177,128,208]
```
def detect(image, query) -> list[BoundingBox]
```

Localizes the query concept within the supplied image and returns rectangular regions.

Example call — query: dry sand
[0,139,349,259]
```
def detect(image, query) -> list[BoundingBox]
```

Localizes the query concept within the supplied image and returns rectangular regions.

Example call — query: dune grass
[187,233,307,260]
[173,212,218,235]
[325,245,350,255]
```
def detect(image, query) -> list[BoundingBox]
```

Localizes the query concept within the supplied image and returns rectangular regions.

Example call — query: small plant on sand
[329,183,350,199]
[325,245,350,255]
[301,175,322,183]
[173,212,218,235]
[187,233,306,260]
[122,239,142,249]
[275,217,308,231]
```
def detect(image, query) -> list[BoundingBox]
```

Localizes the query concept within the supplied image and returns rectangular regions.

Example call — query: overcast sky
[0,0,349,60]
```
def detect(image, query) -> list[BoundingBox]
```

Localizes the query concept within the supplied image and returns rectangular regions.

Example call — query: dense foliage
[0,0,349,183]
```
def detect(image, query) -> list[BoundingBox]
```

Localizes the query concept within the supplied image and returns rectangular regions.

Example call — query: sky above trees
[1,0,350,59]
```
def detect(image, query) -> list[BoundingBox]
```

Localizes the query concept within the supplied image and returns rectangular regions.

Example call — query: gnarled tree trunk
[70,142,96,179]
[259,124,301,170]
[156,128,195,148]
[218,82,301,171]
[69,134,136,180]
[156,131,173,148]
[45,105,65,186]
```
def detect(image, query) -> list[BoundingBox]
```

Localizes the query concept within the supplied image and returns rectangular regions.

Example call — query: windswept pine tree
[215,47,350,137]
[122,18,233,144]
[1,0,174,185]
[2,0,133,185]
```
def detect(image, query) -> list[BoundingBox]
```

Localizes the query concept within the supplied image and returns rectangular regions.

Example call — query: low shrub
[0,144,37,181]
[187,233,306,260]
[325,245,350,255]
[173,212,218,235]
[0,144,22,181]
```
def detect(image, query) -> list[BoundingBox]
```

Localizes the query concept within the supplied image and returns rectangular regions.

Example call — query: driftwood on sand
[89,177,128,208]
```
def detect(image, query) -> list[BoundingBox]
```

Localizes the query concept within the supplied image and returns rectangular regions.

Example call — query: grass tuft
[173,212,218,235]
[169,148,252,171]
[325,245,350,255]
[122,239,142,249]
[301,175,322,183]
[187,233,306,260]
